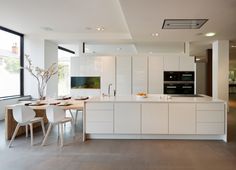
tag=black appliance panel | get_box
[164,72,180,81]
[180,72,194,81]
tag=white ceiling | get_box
[0,0,236,59]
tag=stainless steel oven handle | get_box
[182,86,192,88]
[166,86,177,88]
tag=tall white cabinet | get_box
[164,56,195,71]
[132,56,148,94]
[148,56,164,94]
[116,56,132,95]
[101,56,116,95]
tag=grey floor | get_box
[1,96,236,170]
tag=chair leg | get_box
[9,123,21,148]
[71,120,75,138]
[40,119,46,136]
[25,125,28,138]
[60,123,64,147]
[29,123,34,146]
[41,123,52,146]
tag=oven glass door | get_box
[180,72,194,81]
[164,84,179,94]
[180,84,194,94]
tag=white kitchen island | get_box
[83,95,227,142]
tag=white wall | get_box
[44,40,58,98]
[24,35,45,98]
[212,40,229,102]
[24,36,58,98]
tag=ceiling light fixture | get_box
[162,19,208,29]
[205,32,216,37]
[231,45,236,48]
[41,26,53,31]
[96,27,105,31]
[151,33,159,37]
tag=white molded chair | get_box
[8,105,46,147]
[42,105,74,147]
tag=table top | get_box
[6,99,84,110]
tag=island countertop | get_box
[85,94,225,103]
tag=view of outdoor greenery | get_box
[58,48,73,96]
[0,29,21,97]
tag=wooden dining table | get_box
[5,99,84,140]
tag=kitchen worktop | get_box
[85,94,225,103]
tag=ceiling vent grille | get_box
[162,19,208,29]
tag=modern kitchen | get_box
[0,0,236,170]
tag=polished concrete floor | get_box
[1,96,236,170]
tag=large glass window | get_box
[58,47,75,96]
[0,27,23,98]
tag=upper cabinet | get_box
[179,56,195,71]
[163,56,179,71]
[149,56,164,94]
[132,56,148,94]
[164,56,195,71]
[116,56,132,95]
[101,56,116,95]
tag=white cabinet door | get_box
[114,103,141,134]
[169,103,196,134]
[142,103,168,134]
[86,103,114,134]
[132,56,148,94]
[179,56,195,71]
[101,56,116,95]
[116,56,132,95]
[163,56,179,71]
[148,56,164,94]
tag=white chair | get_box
[42,105,75,147]
[8,105,46,147]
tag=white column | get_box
[212,40,229,102]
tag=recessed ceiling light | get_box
[205,32,216,37]
[196,58,201,61]
[231,45,236,48]
[96,27,105,31]
[151,33,159,37]
[41,26,53,31]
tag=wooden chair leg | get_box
[29,123,34,146]
[25,125,28,137]
[60,123,64,147]
[40,119,46,136]
[41,123,52,146]
[9,123,21,148]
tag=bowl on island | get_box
[136,92,148,99]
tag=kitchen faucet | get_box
[108,83,112,97]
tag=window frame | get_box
[0,26,24,98]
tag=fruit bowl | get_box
[136,92,147,98]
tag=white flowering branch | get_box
[24,54,58,99]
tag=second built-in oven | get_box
[164,71,194,94]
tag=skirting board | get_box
[86,134,227,142]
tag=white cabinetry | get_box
[179,56,195,71]
[132,56,148,94]
[196,103,225,134]
[101,56,116,95]
[114,103,141,134]
[86,103,113,133]
[142,103,168,134]
[163,56,195,71]
[163,56,179,71]
[169,103,196,134]
[116,56,132,95]
[148,56,164,94]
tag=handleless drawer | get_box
[86,103,113,110]
[197,110,224,122]
[196,103,224,111]
[86,110,113,122]
[197,123,224,134]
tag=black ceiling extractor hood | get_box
[162,19,208,29]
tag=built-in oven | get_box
[164,71,195,94]
[180,72,194,81]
